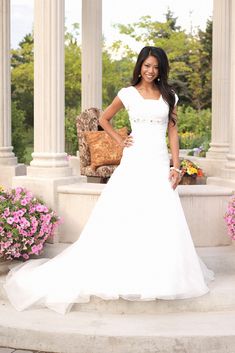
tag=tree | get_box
[65,24,82,109]
[198,19,212,109]
[11,33,34,127]
[111,12,212,109]
[11,102,27,163]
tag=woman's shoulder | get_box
[118,86,133,94]
[117,86,134,109]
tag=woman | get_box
[4,46,214,314]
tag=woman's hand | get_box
[169,169,181,190]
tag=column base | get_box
[207,176,235,191]
[206,142,229,160]
[0,164,26,189]
[207,165,235,190]
[0,147,18,165]
[27,165,74,178]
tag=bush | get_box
[12,102,27,163]
[65,107,79,156]
[112,109,131,132]
[177,105,211,150]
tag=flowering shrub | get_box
[0,186,61,261]
[224,195,235,240]
[180,159,204,178]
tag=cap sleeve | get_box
[117,87,129,110]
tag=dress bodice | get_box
[117,86,178,150]
[117,86,178,128]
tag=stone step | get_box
[0,301,234,353]
[17,243,235,274]
[0,245,234,315]
[57,183,233,246]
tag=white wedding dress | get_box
[4,86,214,314]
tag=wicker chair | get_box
[76,107,118,182]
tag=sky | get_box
[11,0,213,49]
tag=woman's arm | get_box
[99,96,133,147]
[168,107,181,189]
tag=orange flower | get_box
[197,168,203,177]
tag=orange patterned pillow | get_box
[84,127,128,170]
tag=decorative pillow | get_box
[84,127,128,170]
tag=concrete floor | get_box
[0,348,53,353]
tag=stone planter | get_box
[0,258,12,275]
[179,175,197,185]
[179,175,207,185]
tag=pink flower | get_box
[36,204,44,212]
[26,191,33,198]
[17,209,25,217]
[20,198,28,206]
[37,243,43,251]
[15,187,23,194]
[4,241,11,248]
[22,253,29,260]
[29,206,36,213]
[44,214,51,222]
[43,206,49,213]
[31,245,40,254]
[6,217,14,225]
[4,208,10,217]
[13,215,20,223]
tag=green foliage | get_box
[198,19,212,109]
[177,105,211,149]
[112,109,131,132]
[102,48,133,106]
[111,11,212,110]
[24,146,34,165]
[11,102,27,163]
[65,24,82,109]
[65,107,79,156]
[11,33,34,127]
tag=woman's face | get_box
[140,55,159,83]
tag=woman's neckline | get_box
[131,86,162,101]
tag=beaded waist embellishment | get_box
[132,117,167,124]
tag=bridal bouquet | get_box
[0,186,61,261]
[224,195,235,240]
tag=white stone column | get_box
[27,0,70,177]
[0,0,26,188]
[207,0,235,189]
[222,0,235,182]
[0,0,15,165]
[81,0,102,110]
[13,0,85,241]
[206,0,230,164]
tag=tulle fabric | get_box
[4,87,214,314]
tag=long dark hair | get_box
[131,46,177,125]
